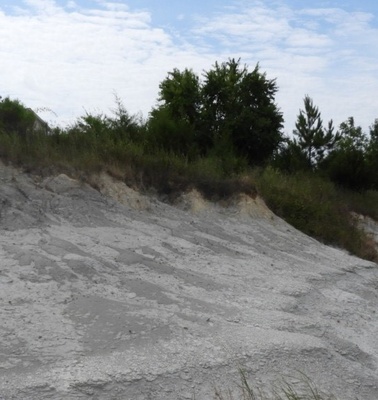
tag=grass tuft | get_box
[214,369,337,400]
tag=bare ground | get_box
[0,162,377,399]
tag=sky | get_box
[1,0,378,135]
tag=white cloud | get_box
[23,0,61,15]
[66,1,77,9]
[0,0,377,134]
[192,2,378,133]
[0,0,201,125]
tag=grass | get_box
[0,118,377,262]
[339,189,378,221]
[213,369,337,400]
[0,104,375,400]
[256,167,378,262]
[0,128,256,202]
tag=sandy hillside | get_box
[0,162,377,399]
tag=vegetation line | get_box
[0,58,377,261]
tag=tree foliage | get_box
[366,119,378,189]
[201,59,284,164]
[0,96,36,136]
[149,58,284,166]
[108,95,143,143]
[158,68,201,125]
[271,139,311,173]
[293,96,340,168]
[369,119,378,144]
[147,107,197,157]
[322,117,371,190]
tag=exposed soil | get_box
[0,162,377,399]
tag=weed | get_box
[256,168,377,261]
[0,107,376,262]
[215,369,337,400]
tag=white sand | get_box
[0,162,377,399]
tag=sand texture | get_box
[0,162,377,399]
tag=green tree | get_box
[0,96,36,136]
[109,96,144,143]
[322,117,371,190]
[76,113,110,138]
[152,59,284,165]
[148,68,202,158]
[293,96,340,168]
[158,68,201,125]
[369,118,378,145]
[367,118,378,189]
[271,138,311,173]
[201,59,284,165]
[147,107,197,157]
[338,117,368,150]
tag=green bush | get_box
[256,168,377,260]
[0,97,376,262]
[0,97,36,136]
[146,107,199,159]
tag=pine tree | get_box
[293,96,340,168]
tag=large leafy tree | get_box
[201,59,284,164]
[151,59,284,165]
[147,68,201,157]
[293,96,340,168]
[158,68,201,125]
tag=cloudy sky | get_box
[1,0,378,134]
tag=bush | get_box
[146,107,199,159]
[0,97,375,263]
[256,168,377,260]
[0,97,36,136]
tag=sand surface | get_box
[0,162,377,399]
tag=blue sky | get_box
[1,0,378,134]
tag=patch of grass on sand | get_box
[214,369,337,400]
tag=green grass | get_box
[0,120,377,262]
[0,128,255,202]
[339,189,378,221]
[256,167,377,261]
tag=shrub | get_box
[256,168,377,260]
[0,97,36,136]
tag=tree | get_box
[338,117,367,150]
[109,95,143,143]
[271,138,311,173]
[158,68,201,125]
[321,117,371,190]
[152,59,284,165]
[147,107,197,157]
[369,118,378,145]
[366,118,378,189]
[0,97,36,136]
[201,59,284,165]
[293,96,340,168]
[147,68,202,158]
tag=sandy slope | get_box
[0,162,377,399]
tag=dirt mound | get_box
[175,189,275,220]
[92,172,152,211]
